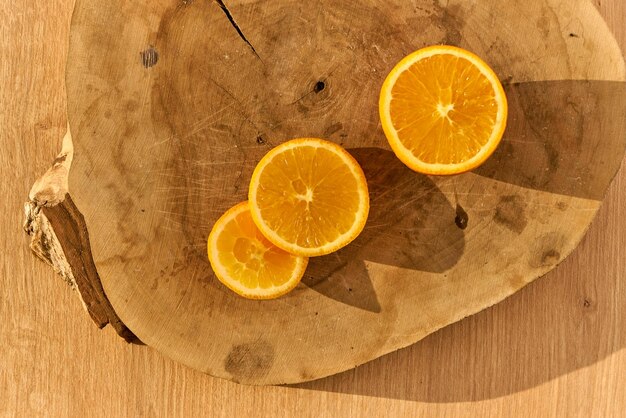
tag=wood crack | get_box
[213,0,261,60]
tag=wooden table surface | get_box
[1,1,624,416]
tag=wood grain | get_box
[56,0,626,384]
[1,0,625,415]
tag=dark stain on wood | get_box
[299,369,314,381]
[536,14,551,38]
[494,195,527,234]
[140,46,159,68]
[541,249,561,265]
[529,232,565,268]
[324,122,343,137]
[225,341,275,381]
[544,141,560,173]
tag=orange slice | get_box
[249,138,369,257]
[379,45,508,175]
[207,201,308,299]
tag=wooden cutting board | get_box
[31,0,626,385]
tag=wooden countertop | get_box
[2,1,624,416]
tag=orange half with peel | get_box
[208,201,308,299]
[249,138,369,257]
[379,45,508,175]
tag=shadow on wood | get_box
[297,203,626,400]
[475,80,626,200]
[303,148,465,313]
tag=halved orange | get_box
[207,201,308,299]
[379,45,508,175]
[249,138,369,257]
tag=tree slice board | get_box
[61,0,626,384]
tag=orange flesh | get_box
[390,54,499,164]
[254,145,362,250]
[214,206,302,289]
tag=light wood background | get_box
[1,0,624,416]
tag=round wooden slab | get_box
[65,0,626,384]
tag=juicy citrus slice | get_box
[249,138,369,257]
[207,201,308,299]
[379,45,508,175]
